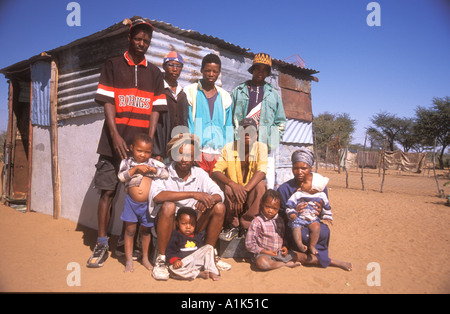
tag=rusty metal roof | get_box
[147,18,319,75]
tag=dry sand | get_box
[1,168,449,294]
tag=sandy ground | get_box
[0,167,449,294]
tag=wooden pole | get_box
[361,133,367,191]
[3,81,14,205]
[344,147,349,188]
[27,81,33,213]
[8,82,18,205]
[313,131,318,173]
[338,149,341,174]
[432,137,443,198]
[379,135,387,177]
[50,60,61,219]
[380,135,388,193]
[380,151,386,193]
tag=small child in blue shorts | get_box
[118,133,168,272]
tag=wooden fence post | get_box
[50,60,61,219]
[432,137,443,198]
[361,133,367,191]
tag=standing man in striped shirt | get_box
[87,18,167,268]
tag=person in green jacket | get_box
[231,53,286,189]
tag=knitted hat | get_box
[311,173,329,192]
[248,53,272,74]
[163,51,184,65]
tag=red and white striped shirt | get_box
[95,51,167,158]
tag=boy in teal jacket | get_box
[184,53,233,175]
[231,53,286,188]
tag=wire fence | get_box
[311,147,450,200]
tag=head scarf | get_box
[291,148,315,168]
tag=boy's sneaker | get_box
[86,243,109,268]
[152,255,169,281]
[219,226,239,241]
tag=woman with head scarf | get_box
[277,148,352,271]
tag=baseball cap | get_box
[239,118,258,129]
[163,51,184,65]
[130,18,154,33]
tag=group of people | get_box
[86,18,352,281]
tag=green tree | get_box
[313,112,355,162]
[414,96,450,168]
[367,112,410,151]
[395,118,418,152]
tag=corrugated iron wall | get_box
[30,61,51,126]
[55,26,260,121]
[56,27,127,120]
[54,22,301,123]
[52,19,315,150]
[283,119,313,144]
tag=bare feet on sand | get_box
[198,271,221,281]
[286,261,302,268]
[142,258,153,271]
[124,260,134,272]
[335,261,353,271]
[124,259,153,272]
[308,245,318,255]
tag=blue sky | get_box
[0,0,449,144]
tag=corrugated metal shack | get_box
[0,17,318,231]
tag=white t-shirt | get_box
[148,162,224,218]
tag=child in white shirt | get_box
[117,133,168,272]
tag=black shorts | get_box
[93,155,121,191]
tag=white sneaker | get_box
[152,255,170,280]
[214,249,232,271]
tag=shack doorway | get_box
[3,78,31,206]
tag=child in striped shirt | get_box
[245,189,301,271]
